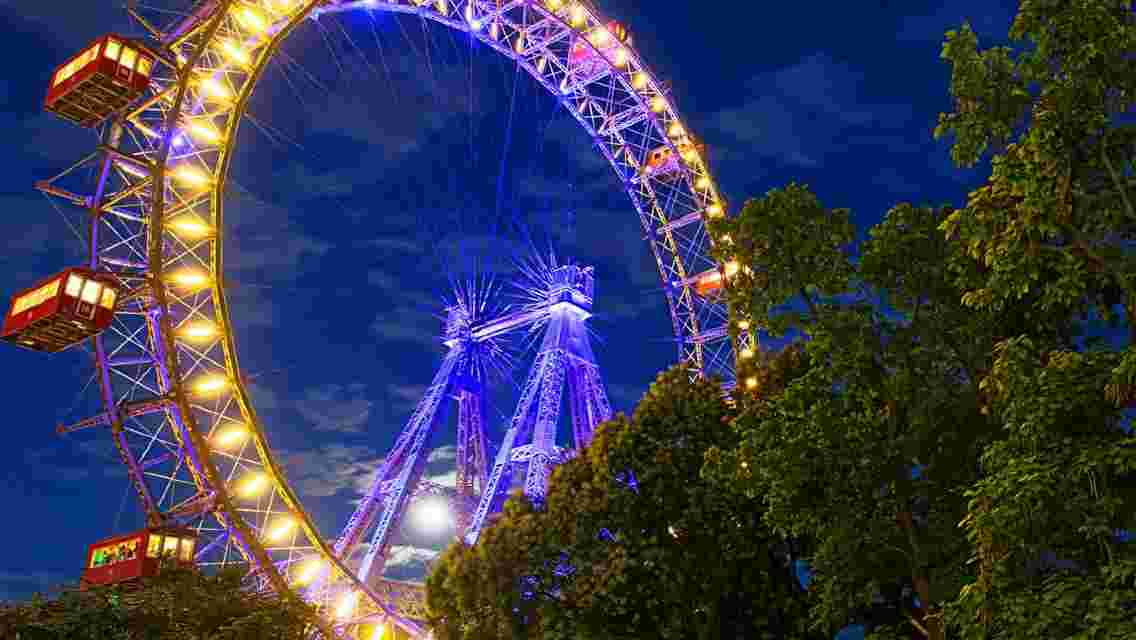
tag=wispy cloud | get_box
[705,54,916,171]
[295,383,374,433]
[281,444,383,498]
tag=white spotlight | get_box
[412,498,451,534]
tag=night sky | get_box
[0,0,1017,607]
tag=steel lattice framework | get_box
[324,264,612,633]
[34,0,751,636]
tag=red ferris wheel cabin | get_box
[44,35,156,128]
[81,527,197,589]
[1,268,121,352]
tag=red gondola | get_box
[81,527,197,589]
[44,34,156,128]
[1,268,121,352]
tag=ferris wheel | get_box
[4,0,750,636]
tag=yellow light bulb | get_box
[435,0,449,16]
[267,0,294,12]
[706,203,723,217]
[632,72,649,90]
[613,47,628,67]
[371,624,386,640]
[545,0,562,9]
[293,558,323,584]
[745,376,758,389]
[515,32,525,53]
[172,165,211,188]
[724,261,740,277]
[335,591,358,620]
[570,3,586,26]
[650,96,667,113]
[235,6,269,33]
[266,517,295,542]
[179,321,217,340]
[213,424,248,448]
[219,40,251,66]
[590,27,609,46]
[738,320,751,331]
[169,269,209,288]
[186,120,222,144]
[193,375,229,395]
[668,122,684,138]
[237,472,269,498]
[740,348,755,360]
[697,176,711,189]
[197,77,232,102]
[169,216,212,239]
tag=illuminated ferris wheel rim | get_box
[41,0,745,634]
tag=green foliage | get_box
[0,568,320,640]
[710,183,855,337]
[427,368,822,640]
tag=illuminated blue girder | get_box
[465,265,612,544]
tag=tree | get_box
[707,191,1008,640]
[0,567,322,639]
[933,2,1136,636]
[427,367,821,640]
[705,4,1136,640]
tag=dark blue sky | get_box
[0,0,1016,601]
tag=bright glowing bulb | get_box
[632,72,649,90]
[237,472,269,498]
[213,424,248,448]
[197,77,232,101]
[668,122,684,138]
[545,0,562,9]
[650,96,667,113]
[268,0,295,12]
[172,165,211,188]
[570,3,586,26]
[169,216,212,238]
[536,56,547,73]
[235,6,269,33]
[193,375,229,395]
[745,376,758,389]
[371,624,386,640]
[335,591,358,620]
[514,32,525,53]
[706,203,723,217]
[179,321,217,340]
[169,269,209,288]
[697,176,711,189]
[740,348,755,360]
[589,27,610,46]
[737,320,751,331]
[413,498,451,533]
[266,517,296,541]
[613,47,628,67]
[219,39,251,66]
[724,261,740,277]
[489,21,499,40]
[293,558,323,584]
[186,120,222,144]
[435,0,449,15]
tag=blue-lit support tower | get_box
[465,265,612,543]
[331,264,611,611]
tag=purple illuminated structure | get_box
[331,261,612,590]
